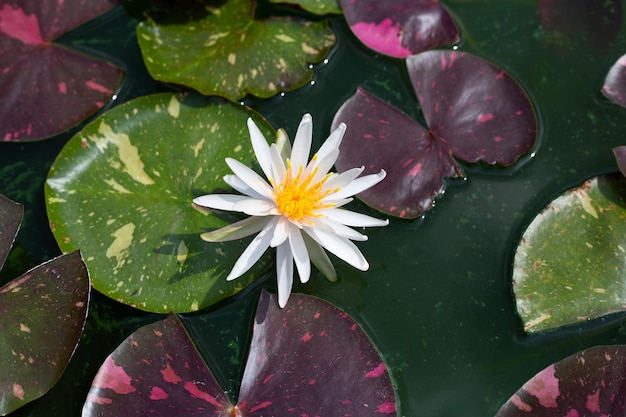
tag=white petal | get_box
[310,149,339,184]
[319,197,353,209]
[193,194,251,211]
[289,227,310,283]
[323,208,389,228]
[329,169,386,200]
[224,174,267,200]
[275,128,291,161]
[270,216,290,247]
[290,114,312,174]
[323,167,364,192]
[276,242,294,308]
[200,216,271,242]
[233,198,276,216]
[226,158,274,199]
[269,143,287,185]
[304,227,369,271]
[247,118,274,181]
[316,122,345,162]
[309,217,368,242]
[302,233,336,282]
[226,217,277,281]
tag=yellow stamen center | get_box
[274,162,332,222]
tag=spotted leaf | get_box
[269,0,341,15]
[136,0,335,102]
[496,345,626,417]
[0,0,124,142]
[45,93,273,313]
[82,290,397,416]
[340,0,459,58]
[513,173,626,333]
[0,194,23,268]
[333,50,538,218]
[602,53,626,108]
[0,249,89,415]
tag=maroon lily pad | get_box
[0,0,124,142]
[0,250,90,415]
[613,146,626,176]
[539,0,622,50]
[82,290,398,416]
[340,0,459,58]
[602,53,626,108]
[0,194,23,268]
[495,345,626,417]
[333,50,538,218]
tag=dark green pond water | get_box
[3,1,626,416]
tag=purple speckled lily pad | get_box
[333,50,538,218]
[495,345,626,417]
[0,0,124,142]
[340,0,459,58]
[1,194,90,414]
[613,146,626,176]
[602,54,626,108]
[82,290,397,416]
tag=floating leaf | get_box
[0,195,89,414]
[332,51,537,218]
[495,345,626,417]
[45,93,273,313]
[613,146,626,176]
[513,173,626,333]
[136,0,335,101]
[602,53,626,108]
[82,290,397,416]
[270,0,341,15]
[0,0,124,142]
[340,0,459,58]
[0,194,23,268]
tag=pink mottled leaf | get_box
[340,0,459,58]
[0,194,23,269]
[333,50,538,218]
[82,290,398,416]
[495,345,626,417]
[602,54,626,108]
[0,251,90,415]
[613,146,626,177]
[0,0,123,142]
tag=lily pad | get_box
[270,0,341,15]
[340,0,459,58]
[613,146,626,176]
[82,290,397,416]
[513,173,626,333]
[495,345,626,417]
[602,53,626,108]
[0,0,124,142]
[45,93,274,313]
[0,194,23,268]
[0,195,89,415]
[332,50,538,218]
[136,0,336,101]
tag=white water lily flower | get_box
[193,114,387,308]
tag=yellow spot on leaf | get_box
[105,178,131,194]
[579,192,598,219]
[301,42,318,54]
[89,121,155,185]
[193,138,205,157]
[20,323,31,333]
[106,223,135,271]
[275,34,295,42]
[168,95,180,118]
[177,240,189,265]
[228,53,236,65]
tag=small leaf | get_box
[333,50,537,218]
[45,93,273,313]
[0,194,23,268]
[340,0,459,58]
[602,53,626,108]
[270,0,341,15]
[82,290,398,416]
[0,0,124,141]
[496,345,626,417]
[0,251,90,415]
[136,0,336,101]
[513,173,626,333]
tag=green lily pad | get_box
[269,0,342,15]
[513,173,626,333]
[136,0,336,101]
[45,93,274,313]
